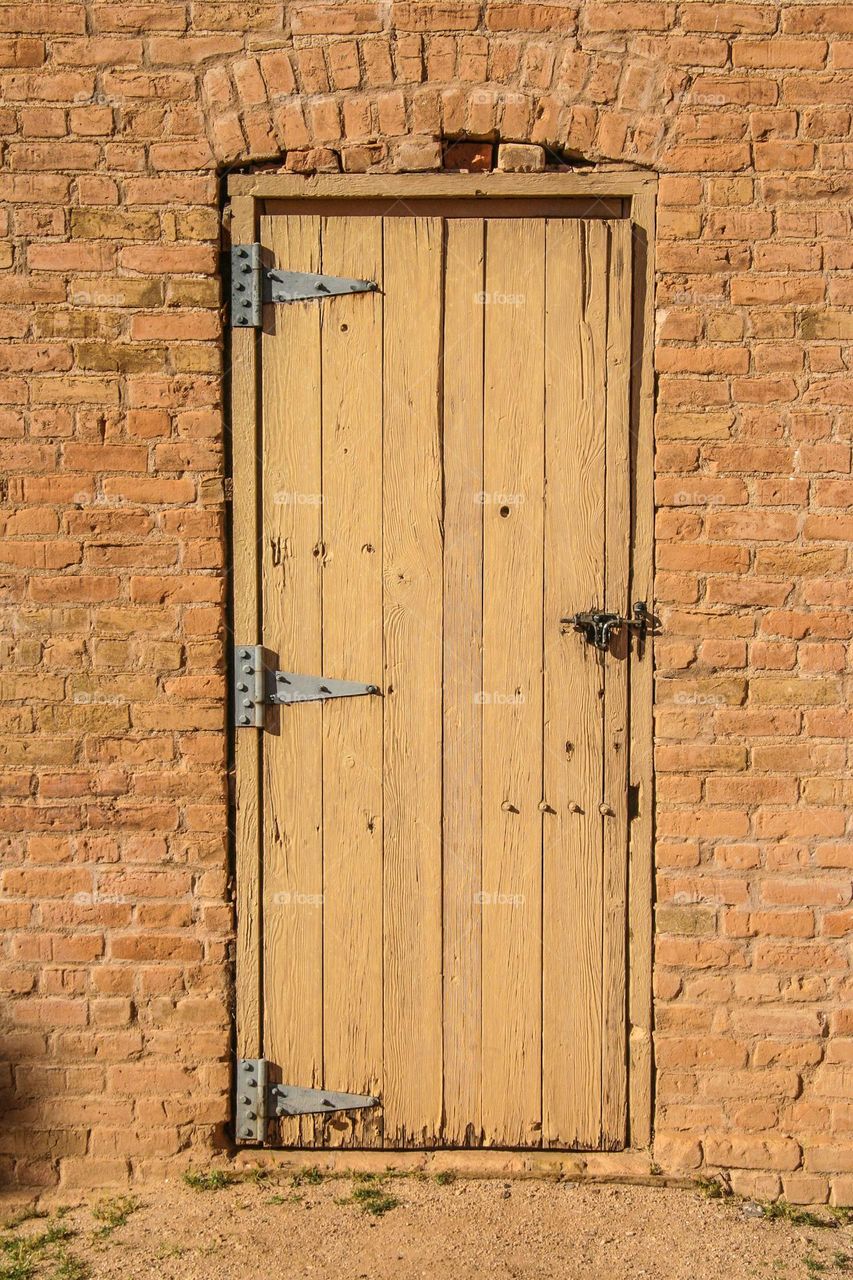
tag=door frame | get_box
[226,169,657,1150]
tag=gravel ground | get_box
[3,1173,853,1280]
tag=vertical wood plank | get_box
[480,218,545,1148]
[602,220,633,1148]
[541,219,608,1148]
[382,216,444,1146]
[441,219,485,1146]
[231,195,262,1063]
[319,215,384,1148]
[628,191,656,1149]
[261,214,324,1145]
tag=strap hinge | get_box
[230,243,377,328]
[233,644,380,727]
[235,1058,380,1143]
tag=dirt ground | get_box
[3,1173,853,1280]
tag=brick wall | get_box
[0,0,851,1201]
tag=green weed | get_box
[91,1196,138,1238]
[763,1202,836,1230]
[349,1185,400,1217]
[1,1211,48,1233]
[182,1170,233,1192]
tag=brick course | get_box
[0,0,851,1201]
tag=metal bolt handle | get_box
[564,601,650,652]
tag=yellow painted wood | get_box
[441,218,485,1146]
[319,215,384,1149]
[601,221,633,1148]
[542,219,608,1148]
[628,191,656,1149]
[231,171,657,199]
[382,216,444,1145]
[480,218,545,1148]
[260,214,324,1145]
[231,195,262,1063]
[246,194,654,1155]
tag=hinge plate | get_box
[230,243,377,328]
[235,1058,380,1143]
[234,644,379,726]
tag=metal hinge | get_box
[233,644,380,727]
[235,1058,380,1143]
[230,243,378,327]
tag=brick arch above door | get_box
[140,18,691,176]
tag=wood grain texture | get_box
[319,215,384,1149]
[247,196,652,1156]
[602,220,633,1149]
[382,216,444,1145]
[542,219,608,1149]
[231,195,262,1063]
[261,214,324,1145]
[236,172,656,199]
[480,218,545,1148]
[441,218,485,1146]
[628,190,656,1149]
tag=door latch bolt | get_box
[564,601,651,652]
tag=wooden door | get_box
[249,209,636,1151]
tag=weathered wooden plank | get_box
[602,220,633,1149]
[233,172,657,199]
[261,214,324,1145]
[441,218,485,1146]
[542,220,608,1149]
[628,190,656,1149]
[481,218,545,1148]
[382,216,444,1146]
[232,194,262,1063]
[319,215,384,1149]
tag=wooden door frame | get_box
[226,169,656,1151]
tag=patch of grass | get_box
[49,1251,89,1280]
[155,1243,187,1260]
[91,1195,138,1238]
[0,1253,36,1280]
[833,1253,852,1271]
[0,1222,78,1280]
[434,1171,456,1186]
[1,1211,48,1233]
[291,1166,323,1188]
[349,1185,400,1217]
[763,1201,836,1230]
[804,1257,826,1277]
[241,1167,272,1185]
[697,1176,731,1200]
[182,1169,233,1192]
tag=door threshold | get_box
[231,1147,683,1186]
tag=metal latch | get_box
[236,1058,380,1143]
[233,644,380,727]
[565,601,650,652]
[230,243,377,327]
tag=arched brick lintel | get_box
[174,43,689,175]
